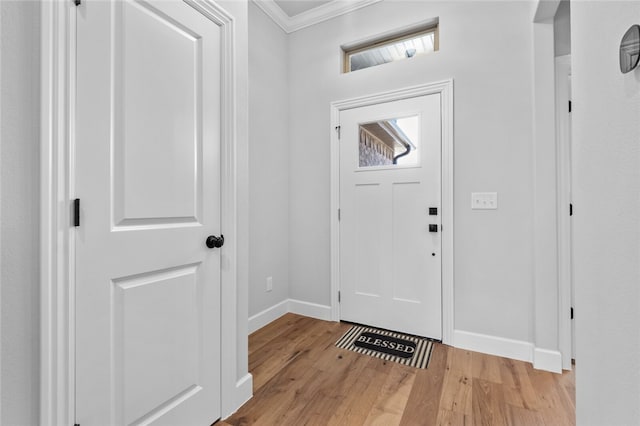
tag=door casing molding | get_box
[40,1,250,424]
[329,80,454,344]
[555,54,572,370]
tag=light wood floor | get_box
[221,314,575,426]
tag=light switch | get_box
[472,192,498,209]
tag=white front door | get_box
[75,1,222,424]
[339,94,442,339]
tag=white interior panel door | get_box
[339,94,442,339]
[75,1,222,424]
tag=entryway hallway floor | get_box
[220,314,575,425]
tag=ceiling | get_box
[273,0,333,17]
[254,0,382,33]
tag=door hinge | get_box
[335,125,341,139]
[338,291,341,303]
[570,307,574,320]
[73,198,80,227]
[569,203,573,216]
[74,0,81,5]
[568,100,572,113]
[338,208,341,221]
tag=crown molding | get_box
[252,0,382,33]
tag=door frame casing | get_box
[555,54,572,370]
[329,80,454,344]
[40,1,250,424]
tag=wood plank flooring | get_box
[222,314,575,426]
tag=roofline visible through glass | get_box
[342,21,439,73]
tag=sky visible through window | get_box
[394,116,419,166]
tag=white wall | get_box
[0,1,41,424]
[248,2,290,319]
[572,2,640,424]
[288,1,541,345]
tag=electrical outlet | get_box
[266,276,273,292]
[471,192,498,210]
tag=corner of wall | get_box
[288,299,332,321]
[248,299,289,333]
[248,298,333,334]
[248,0,292,320]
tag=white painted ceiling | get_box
[255,0,382,33]
[273,0,333,17]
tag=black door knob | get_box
[206,235,224,249]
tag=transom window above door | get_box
[342,20,439,73]
[358,115,419,168]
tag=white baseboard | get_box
[453,330,564,373]
[248,299,289,334]
[288,299,332,321]
[222,373,253,419]
[248,299,332,334]
[453,329,534,363]
[533,348,562,373]
[234,373,253,407]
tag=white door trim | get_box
[329,80,454,344]
[555,54,572,370]
[40,1,249,424]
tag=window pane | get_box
[347,30,436,72]
[359,116,419,168]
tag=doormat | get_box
[335,325,434,369]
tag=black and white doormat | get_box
[335,325,434,369]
